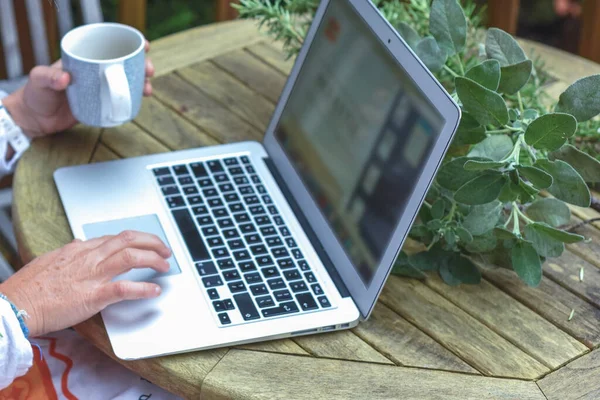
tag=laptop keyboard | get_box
[152,155,333,326]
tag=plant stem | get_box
[515,205,534,224]
[511,203,520,235]
[487,128,511,134]
[503,125,523,132]
[443,65,460,78]
[455,54,465,75]
[517,92,524,114]
[444,200,457,221]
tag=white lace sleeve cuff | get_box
[0,298,33,389]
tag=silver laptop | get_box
[54,0,460,360]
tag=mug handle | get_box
[104,64,132,123]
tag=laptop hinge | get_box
[263,157,351,298]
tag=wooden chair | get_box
[0,0,147,88]
[488,0,600,63]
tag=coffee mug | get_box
[61,23,145,127]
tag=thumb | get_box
[29,65,70,91]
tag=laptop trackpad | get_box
[82,214,181,281]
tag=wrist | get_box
[0,283,41,337]
[2,91,36,140]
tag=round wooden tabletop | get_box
[12,20,600,399]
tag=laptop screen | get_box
[274,0,445,286]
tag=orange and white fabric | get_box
[0,298,180,399]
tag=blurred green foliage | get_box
[101,0,216,41]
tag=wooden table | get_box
[12,20,600,400]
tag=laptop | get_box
[54,0,460,360]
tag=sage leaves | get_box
[556,75,600,122]
[498,60,533,94]
[466,60,500,91]
[526,198,571,228]
[454,171,506,205]
[486,28,527,66]
[429,0,466,56]
[535,160,591,207]
[549,144,600,183]
[524,113,577,151]
[456,77,509,126]
[511,241,542,287]
[397,22,420,49]
[415,37,447,73]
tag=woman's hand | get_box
[0,230,171,337]
[2,41,155,139]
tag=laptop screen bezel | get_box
[262,0,461,319]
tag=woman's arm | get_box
[0,298,32,389]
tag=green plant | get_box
[236,0,600,287]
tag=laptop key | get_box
[274,216,285,226]
[283,269,301,281]
[260,226,277,236]
[167,196,185,209]
[203,188,218,197]
[292,249,303,260]
[273,290,292,302]
[290,281,308,293]
[257,255,273,266]
[223,228,240,239]
[212,247,229,259]
[229,203,244,213]
[267,278,286,290]
[285,238,297,248]
[245,234,262,245]
[187,195,203,205]
[197,215,213,226]
[202,226,218,236]
[224,193,239,203]
[196,261,217,276]
[240,156,250,164]
[218,259,235,270]
[162,185,179,196]
[250,244,268,255]
[233,293,260,321]
[207,160,224,173]
[246,166,256,174]
[296,292,318,311]
[223,299,235,310]
[244,272,262,284]
[190,162,208,177]
[153,167,170,176]
[192,205,208,215]
[234,213,250,223]
[218,312,231,325]
[214,174,229,183]
[228,281,246,293]
[217,218,234,229]
[213,301,225,312]
[262,301,299,318]
[178,175,193,185]
[262,195,273,204]
[236,177,250,186]
[239,223,256,234]
[172,208,210,260]
[157,176,175,186]
[305,272,316,283]
[244,196,260,205]
[202,275,223,288]
[280,227,291,237]
[311,284,323,296]
[277,258,294,269]
[250,175,261,184]
[256,185,266,194]
[219,183,235,192]
[317,296,331,308]
[298,260,310,271]
[229,167,244,175]
[173,165,189,175]
[223,270,241,281]
[249,205,265,215]
[228,239,245,250]
[213,208,229,218]
[183,186,199,195]
[224,157,238,166]
[198,178,213,187]
[255,216,270,225]
[266,237,283,247]
[239,261,256,273]
[268,205,278,215]
[208,198,224,208]
[256,295,274,308]
[207,288,219,300]
[262,267,280,278]
[250,284,268,296]
[233,250,251,261]
[272,247,289,258]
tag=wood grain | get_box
[91,143,120,163]
[202,350,546,400]
[246,42,294,75]
[538,348,600,400]
[380,276,549,379]
[426,276,586,369]
[13,126,101,261]
[237,339,309,355]
[101,123,169,158]
[150,20,265,77]
[293,330,393,364]
[178,61,275,131]
[566,217,600,269]
[487,0,520,35]
[213,49,287,104]
[545,251,600,308]
[483,267,600,348]
[578,0,600,63]
[353,302,478,373]
[152,73,263,143]
[134,96,219,151]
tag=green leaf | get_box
[440,262,461,285]
[468,135,514,161]
[455,172,506,205]
[535,159,591,207]
[462,200,502,236]
[511,241,542,287]
[431,199,446,220]
[463,159,506,171]
[447,254,481,284]
[465,231,497,253]
[392,252,427,279]
[415,36,448,73]
[397,22,420,49]
[427,219,443,230]
[549,144,600,183]
[524,113,578,151]
[499,181,519,202]
[408,246,452,272]
[498,60,533,94]
[517,166,553,189]
[454,113,487,145]
[494,227,519,240]
[524,224,565,258]
[528,222,584,244]
[465,59,501,91]
[429,0,467,57]
[485,28,527,66]
[509,108,519,121]
[522,109,539,121]
[555,75,600,122]
[526,198,571,227]
[436,156,487,190]
[456,77,509,126]
[456,227,473,243]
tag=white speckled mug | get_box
[61,23,145,127]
